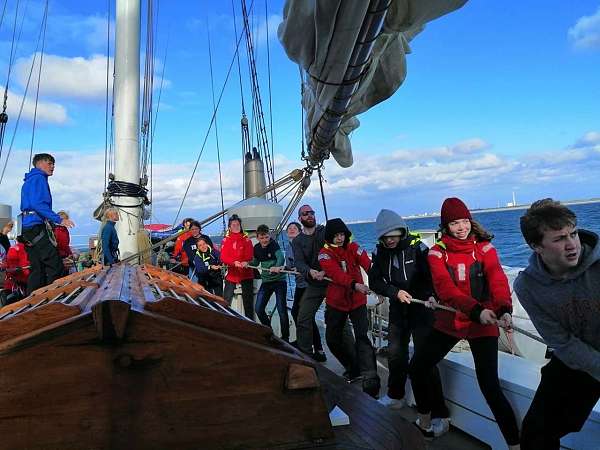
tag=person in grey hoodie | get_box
[369,209,450,436]
[515,198,600,450]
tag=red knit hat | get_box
[441,197,472,227]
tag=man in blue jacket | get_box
[20,153,73,294]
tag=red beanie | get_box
[441,197,472,227]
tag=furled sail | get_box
[278,0,468,168]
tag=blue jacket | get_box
[101,221,120,265]
[20,168,62,228]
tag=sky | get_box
[0,0,598,242]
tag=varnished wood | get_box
[0,302,82,343]
[286,363,321,390]
[92,300,131,341]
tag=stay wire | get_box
[317,166,328,221]
[104,0,111,190]
[0,1,45,185]
[231,0,245,116]
[207,24,227,234]
[0,0,8,32]
[29,0,49,163]
[171,1,254,227]
[264,0,275,190]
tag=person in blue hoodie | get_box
[515,199,600,450]
[101,208,120,266]
[20,153,74,294]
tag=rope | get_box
[29,0,49,163]
[104,0,111,190]
[317,166,329,221]
[264,0,275,194]
[207,24,227,234]
[171,2,252,227]
[231,0,245,116]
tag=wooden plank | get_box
[315,364,426,450]
[144,296,285,350]
[0,303,82,343]
[0,311,334,450]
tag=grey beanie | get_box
[374,209,408,240]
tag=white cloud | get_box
[5,89,68,124]
[13,53,170,102]
[256,14,282,46]
[568,7,600,50]
[49,14,115,52]
[2,131,599,236]
[14,53,114,101]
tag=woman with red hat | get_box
[409,197,520,448]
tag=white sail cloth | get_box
[278,0,467,167]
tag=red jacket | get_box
[318,241,371,312]
[428,235,512,339]
[173,230,193,267]
[54,225,72,258]
[4,242,30,290]
[220,231,254,283]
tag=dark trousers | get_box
[521,357,600,450]
[326,305,380,396]
[291,287,322,350]
[223,279,254,319]
[409,329,520,446]
[387,321,448,418]
[255,280,290,341]
[23,225,64,295]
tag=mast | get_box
[113,0,141,260]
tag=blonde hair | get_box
[58,210,69,220]
[103,207,119,221]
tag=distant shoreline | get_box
[346,197,600,224]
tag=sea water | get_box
[346,202,600,269]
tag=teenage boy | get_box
[244,224,289,341]
[515,198,600,450]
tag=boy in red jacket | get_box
[220,214,254,319]
[318,218,380,398]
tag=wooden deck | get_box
[316,364,425,450]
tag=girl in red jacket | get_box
[220,214,254,319]
[318,218,381,398]
[409,198,519,447]
[2,236,30,304]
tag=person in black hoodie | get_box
[368,209,450,436]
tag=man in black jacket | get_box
[369,209,449,436]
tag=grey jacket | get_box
[374,209,409,239]
[514,229,600,381]
[291,225,327,287]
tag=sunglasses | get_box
[300,210,315,216]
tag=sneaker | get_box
[414,418,434,441]
[312,350,327,362]
[342,371,364,384]
[378,394,406,410]
[432,418,450,437]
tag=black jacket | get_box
[291,225,328,287]
[183,234,213,270]
[369,235,434,325]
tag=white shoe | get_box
[377,394,406,409]
[431,417,450,437]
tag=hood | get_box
[324,218,351,246]
[375,209,408,240]
[23,167,47,181]
[523,229,600,284]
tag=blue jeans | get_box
[255,280,289,341]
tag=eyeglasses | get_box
[300,210,315,216]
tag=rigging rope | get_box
[171,2,253,227]
[207,25,227,234]
[0,0,8,31]
[317,166,329,221]
[29,0,49,163]
[264,0,276,192]
[104,0,111,190]
[0,1,46,185]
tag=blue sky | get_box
[0,0,599,240]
